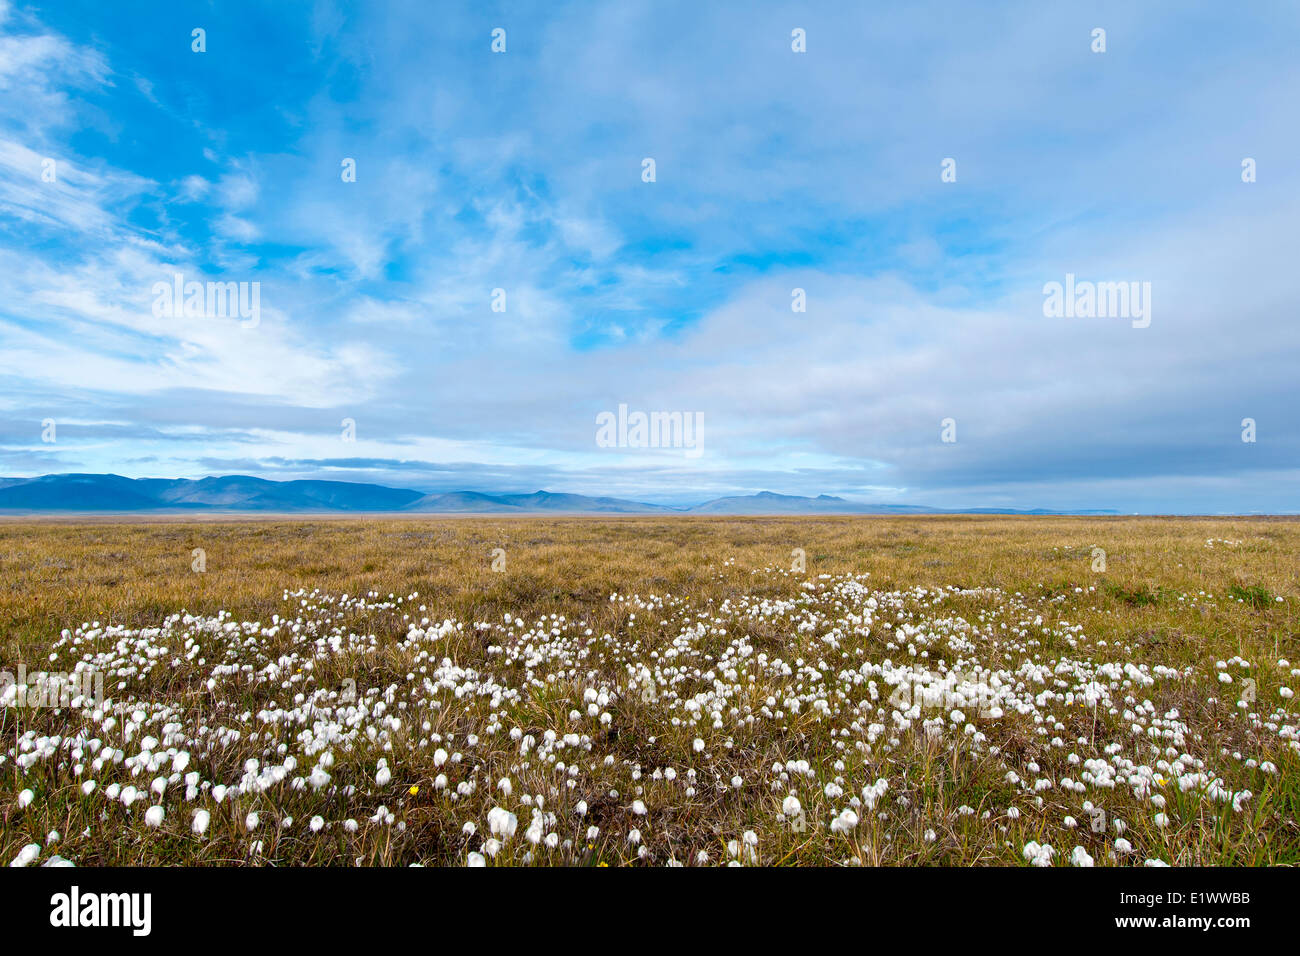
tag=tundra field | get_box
[1,515,1298,868]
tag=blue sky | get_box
[1,0,1297,511]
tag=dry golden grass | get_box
[2,515,1297,867]
[3,514,1297,646]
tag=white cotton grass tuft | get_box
[17,789,34,809]
[487,807,518,839]
[192,809,211,835]
[1022,841,1056,867]
[830,809,859,834]
[10,844,40,867]
[861,778,889,810]
[144,805,165,827]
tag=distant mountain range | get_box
[0,474,1118,515]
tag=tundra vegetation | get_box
[1,516,1296,866]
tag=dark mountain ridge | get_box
[0,474,1118,515]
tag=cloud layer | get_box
[1,1,1297,511]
